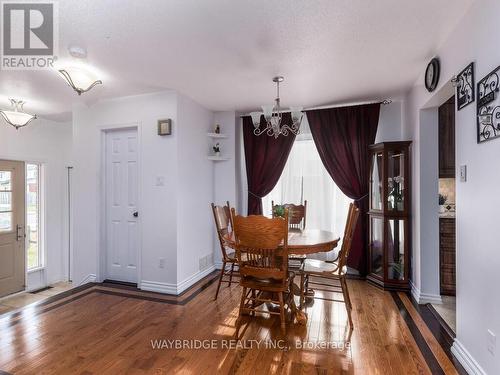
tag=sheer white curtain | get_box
[262,116,352,259]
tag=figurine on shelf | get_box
[388,176,404,211]
[213,143,221,157]
[214,124,221,134]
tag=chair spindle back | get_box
[231,208,289,281]
[211,202,233,260]
[337,203,360,272]
[272,200,307,230]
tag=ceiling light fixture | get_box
[57,46,103,95]
[249,76,303,138]
[0,99,37,130]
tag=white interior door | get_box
[105,128,139,283]
[0,160,26,297]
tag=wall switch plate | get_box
[460,165,467,182]
[159,258,165,269]
[488,330,496,355]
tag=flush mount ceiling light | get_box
[57,46,103,95]
[0,99,37,130]
[249,76,303,138]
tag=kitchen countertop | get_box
[439,212,456,218]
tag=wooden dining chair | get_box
[231,208,292,336]
[272,200,308,269]
[299,203,360,328]
[211,202,239,300]
[272,200,307,230]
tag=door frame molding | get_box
[98,122,143,287]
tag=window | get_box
[26,163,42,270]
[0,171,13,232]
[262,117,352,258]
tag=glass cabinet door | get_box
[370,216,384,277]
[387,218,406,280]
[370,152,383,211]
[387,149,405,212]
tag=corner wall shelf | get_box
[207,133,228,139]
[207,155,230,161]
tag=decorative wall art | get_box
[157,119,172,136]
[456,62,474,110]
[477,65,500,143]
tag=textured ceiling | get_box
[0,0,474,121]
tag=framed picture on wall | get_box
[477,65,500,143]
[456,62,474,111]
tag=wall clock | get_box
[425,58,440,92]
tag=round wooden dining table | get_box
[223,228,340,254]
[223,228,340,325]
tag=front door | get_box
[105,128,139,283]
[0,160,26,297]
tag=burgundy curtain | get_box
[306,103,380,274]
[242,113,296,215]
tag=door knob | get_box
[133,211,139,218]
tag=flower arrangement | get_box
[213,142,220,156]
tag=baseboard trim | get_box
[141,265,217,296]
[419,292,442,304]
[410,281,442,304]
[140,280,177,295]
[451,339,487,375]
[78,274,97,286]
[177,265,216,294]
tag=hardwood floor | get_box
[0,274,463,374]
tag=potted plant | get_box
[272,204,286,218]
[213,143,221,157]
[439,194,447,213]
[439,194,447,205]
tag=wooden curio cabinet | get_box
[367,141,411,291]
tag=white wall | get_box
[403,0,500,373]
[176,95,215,283]
[212,111,237,266]
[72,91,180,287]
[375,100,404,143]
[71,91,217,293]
[0,118,72,290]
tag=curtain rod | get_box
[239,99,392,117]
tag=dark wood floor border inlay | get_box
[407,297,467,375]
[426,303,456,339]
[0,271,220,327]
[0,282,96,321]
[94,273,219,306]
[391,292,445,375]
[1,290,97,328]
